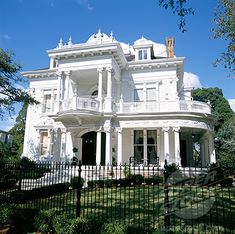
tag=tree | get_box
[212,0,235,75]
[0,48,37,119]
[158,0,235,75]
[10,102,28,157]
[192,87,233,131]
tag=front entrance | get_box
[81,131,106,165]
[82,132,96,165]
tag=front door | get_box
[82,131,96,165]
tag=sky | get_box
[0,0,234,131]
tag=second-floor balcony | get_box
[46,97,211,116]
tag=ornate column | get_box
[47,129,52,156]
[117,128,123,165]
[173,127,181,166]
[60,128,67,161]
[143,129,148,164]
[53,128,61,162]
[163,127,170,163]
[105,67,114,112]
[208,131,216,164]
[64,71,71,100]
[96,129,102,165]
[36,129,41,158]
[56,71,62,101]
[97,67,104,112]
[104,120,112,165]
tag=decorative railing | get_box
[51,98,210,115]
[116,100,211,114]
[59,97,99,112]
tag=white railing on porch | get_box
[60,97,99,112]
[52,98,211,115]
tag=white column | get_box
[53,128,61,162]
[64,71,71,100]
[173,127,181,166]
[47,129,51,156]
[61,129,67,161]
[107,67,112,98]
[96,130,102,165]
[97,67,103,112]
[117,128,123,165]
[36,129,41,157]
[105,67,113,112]
[163,127,170,163]
[144,129,148,164]
[208,131,216,164]
[56,72,62,101]
[105,128,112,165]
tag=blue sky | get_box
[0,0,234,130]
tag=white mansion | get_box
[22,30,216,167]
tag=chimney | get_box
[165,37,174,58]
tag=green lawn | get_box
[22,185,235,233]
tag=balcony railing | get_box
[116,100,211,114]
[59,97,99,112]
[49,98,211,115]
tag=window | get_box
[134,88,143,102]
[40,131,48,155]
[133,130,158,164]
[39,130,54,156]
[146,88,156,101]
[42,90,57,113]
[42,94,52,113]
[134,130,143,163]
[138,49,148,60]
[147,130,158,164]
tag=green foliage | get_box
[70,176,84,189]
[0,204,13,227]
[34,208,60,234]
[0,142,18,163]
[0,48,38,119]
[212,0,235,74]
[158,0,194,32]
[130,174,144,185]
[123,165,132,178]
[9,102,28,157]
[101,221,127,234]
[144,176,163,185]
[192,88,233,131]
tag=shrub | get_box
[0,204,13,227]
[123,165,131,178]
[52,213,72,234]
[87,180,96,188]
[34,208,60,234]
[69,217,90,234]
[144,177,163,185]
[130,174,144,185]
[70,176,84,189]
[118,178,132,187]
[101,221,127,234]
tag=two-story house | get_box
[22,30,216,167]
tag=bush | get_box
[123,165,131,178]
[118,178,132,187]
[144,177,163,185]
[70,176,84,189]
[34,208,60,234]
[0,204,13,227]
[52,213,72,234]
[130,174,144,185]
[101,221,127,234]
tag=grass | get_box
[19,184,235,233]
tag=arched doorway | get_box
[82,131,96,165]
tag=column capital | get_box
[97,67,104,73]
[162,127,170,132]
[56,71,63,77]
[106,67,115,75]
[64,70,72,77]
[116,127,122,133]
[96,127,103,132]
[172,127,180,132]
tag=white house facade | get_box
[22,30,216,167]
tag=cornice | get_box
[21,68,58,79]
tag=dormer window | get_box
[138,49,148,60]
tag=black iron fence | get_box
[0,159,234,233]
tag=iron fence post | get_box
[163,160,170,232]
[76,160,82,217]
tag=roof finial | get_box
[68,36,72,47]
[110,31,114,41]
[58,38,63,48]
